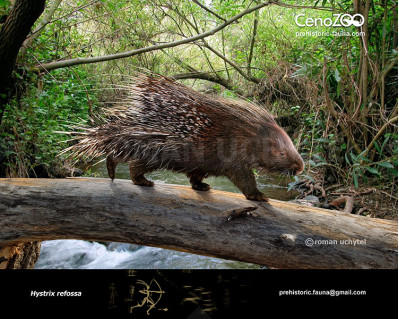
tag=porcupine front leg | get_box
[227,168,269,202]
[188,173,211,191]
[129,162,154,187]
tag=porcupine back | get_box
[64,73,277,168]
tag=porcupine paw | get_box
[192,182,211,191]
[133,179,154,187]
[108,171,115,181]
[245,191,269,202]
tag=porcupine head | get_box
[63,73,304,202]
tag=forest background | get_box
[0,0,397,220]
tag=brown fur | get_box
[65,73,304,201]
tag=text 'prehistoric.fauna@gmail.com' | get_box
[279,289,367,297]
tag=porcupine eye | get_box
[280,152,285,156]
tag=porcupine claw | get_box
[192,182,211,191]
[245,191,269,202]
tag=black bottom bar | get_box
[1,269,397,318]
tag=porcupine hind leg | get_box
[129,162,154,187]
[188,173,211,191]
[106,155,119,181]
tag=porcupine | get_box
[64,73,304,201]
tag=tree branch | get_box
[192,0,227,22]
[270,0,334,11]
[172,71,244,95]
[365,115,398,153]
[247,9,259,76]
[33,1,273,73]
[202,41,261,83]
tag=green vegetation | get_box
[0,68,96,177]
[0,0,397,216]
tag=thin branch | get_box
[270,0,334,11]
[330,196,355,214]
[33,1,272,73]
[247,9,259,76]
[44,0,100,28]
[380,58,397,82]
[192,0,227,22]
[365,116,398,153]
[202,41,260,83]
[172,71,244,95]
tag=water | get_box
[35,163,299,269]
[34,240,260,269]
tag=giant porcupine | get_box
[64,73,304,201]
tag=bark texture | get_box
[0,178,397,269]
[0,0,45,121]
[0,0,45,87]
[0,242,41,269]
[0,0,45,268]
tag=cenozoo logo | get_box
[295,13,365,27]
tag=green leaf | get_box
[301,174,315,183]
[349,152,357,163]
[357,155,371,163]
[377,162,394,169]
[334,69,341,82]
[352,171,359,188]
[345,152,351,165]
[309,159,317,167]
[317,137,330,143]
[373,142,382,155]
[0,0,11,9]
[313,153,327,162]
[364,167,380,175]
[381,136,390,151]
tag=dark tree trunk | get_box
[0,0,45,268]
[0,0,45,122]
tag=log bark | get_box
[0,241,41,269]
[0,177,397,269]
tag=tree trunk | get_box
[0,242,41,269]
[0,178,397,269]
[0,0,45,268]
[0,0,45,122]
[19,0,62,58]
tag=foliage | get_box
[0,68,96,177]
[0,0,397,199]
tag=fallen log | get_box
[0,177,397,269]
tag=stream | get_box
[35,163,299,269]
